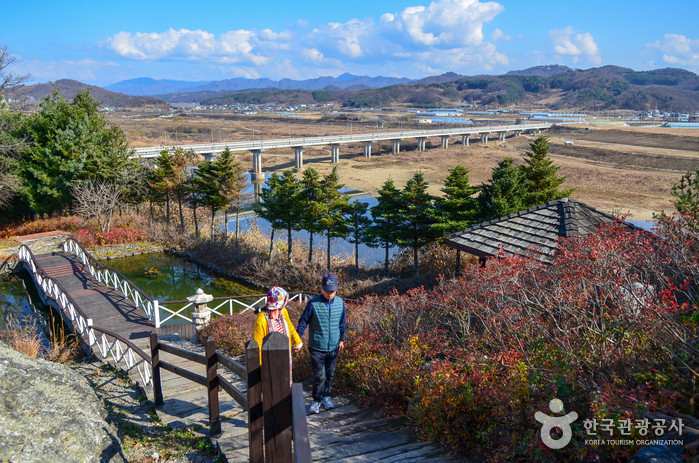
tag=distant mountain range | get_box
[9,66,699,112]
[105,73,413,96]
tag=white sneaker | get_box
[307,401,321,415]
[321,397,335,410]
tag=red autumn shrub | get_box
[0,216,91,238]
[70,225,148,249]
[337,214,697,460]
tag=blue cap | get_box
[322,273,338,291]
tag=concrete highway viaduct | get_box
[132,123,552,184]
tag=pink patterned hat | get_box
[266,286,288,311]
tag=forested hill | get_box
[8,80,166,108]
[11,65,698,112]
[338,66,699,111]
[157,65,699,112]
[346,66,699,111]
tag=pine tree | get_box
[521,136,573,207]
[298,168,324,262]
[478,157,528,220]
[396,172,440,281]
[150,150,176,227]
[190,160,226,236]
[671,168,699,222]
[433,165,480,274]
[369,178,402,277]
[344,200,373,273]
[316,167,350,271]
[215,148,249,239]
[171,147,200,230]
[253,170,302,262]
[253,173,285,256]
[433,165,480,235]
[20,90,133,216]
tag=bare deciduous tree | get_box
[0,45,29,209]
[72,164,145,232]
[0,45,30,98]
[72,179,126,232]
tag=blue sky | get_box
[2,0,698,86]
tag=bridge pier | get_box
[391,140,400,154]
[440,136,449,149]
[203,152,214,162]
[416,137,427,151]
[294,147,304,171]
[462,135,469,146]
[330,144,340,164]
[363,142,372,158]
[252,179,264,199]
[481,134,489,144]
[251,149,264,181]
[499,132,506,141]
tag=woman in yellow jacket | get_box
[253,286,303,365]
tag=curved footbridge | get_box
[133,122,552,181]
[15,238,461,462]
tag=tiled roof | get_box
[445,198,637,263]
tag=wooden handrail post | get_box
[262,332,292,463]
[150,331,163,406]
[246,340,264,463]
[205,336,221,438]
[291,383,312,463]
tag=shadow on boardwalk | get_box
[145,335,463,463]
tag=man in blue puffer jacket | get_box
[296,273,346,415]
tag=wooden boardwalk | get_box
[32,251,154,344]
[25,246,461,462]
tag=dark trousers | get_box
[309,348,339,402]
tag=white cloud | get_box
[305,0,506,74]
[648,34,699,69]
[381,0,504,49]
[492,28,512,42]
[310,19,374,59]
[549,27,601,64]
[302,48,325,62]
[105,27,289,65]
[101,0,510,79]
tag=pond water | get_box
[226,175,400,267]
[0,271,58,343]
[104,253,259,303]
[0,273,37,330]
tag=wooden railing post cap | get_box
[261,331,289,350]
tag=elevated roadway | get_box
[132,122,552,179]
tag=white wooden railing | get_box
[63,237,317,328]
[158,291,313,325]
[63,238,161,327]
[17,244,153,388]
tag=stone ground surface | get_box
[72,358,221,463]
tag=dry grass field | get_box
[109,112,699,221]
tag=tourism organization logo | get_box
[535,398,578,449]
[535,398,686,450]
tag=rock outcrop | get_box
[0,341,125,462]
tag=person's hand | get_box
[338,340,344,353]
[293,343,303,352]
